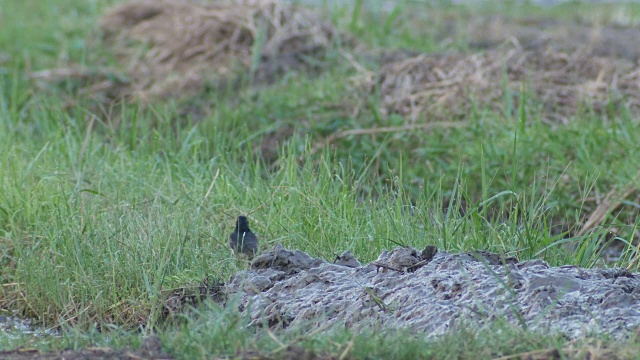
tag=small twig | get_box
[338,334,356,360]
[309,121,467,156]
[371,262,402,273]
[267,329,286,349]
[340,49,371,76]
[578,168,640,236]
[363,287,388,312]
[492,348,560,360]
[383,237,407,248]
[202,168,220,205]
[406,259,430,273]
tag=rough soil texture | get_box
[226,244,640,338]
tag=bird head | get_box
[236,216,251,232]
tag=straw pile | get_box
[61,0,339,102]
[364,42,640,123]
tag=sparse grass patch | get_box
[183,313,640,359]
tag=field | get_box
[1,0,640,358]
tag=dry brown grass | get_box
[99,0,340,100]
[358,41,640,124]
[30,0,343,105]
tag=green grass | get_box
[1,0,640,358]
[3,307,640,359]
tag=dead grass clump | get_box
[363,42,640,123]
[95,0,340,101]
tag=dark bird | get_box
[229,216,259,258]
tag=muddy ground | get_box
[7,243,639,359]
[226,244,640,339]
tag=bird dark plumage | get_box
[229,216,259,258]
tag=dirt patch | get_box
[31,0,345,106]
[0,336,171,360]
[458,16,640,61]
[162,276,225,317]
[260,124,296,163]
[226,244,640,339]
[358,40,639,123]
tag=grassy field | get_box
[1,0,640,358]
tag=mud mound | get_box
[361,42,639,123]
[225,244,640,339]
